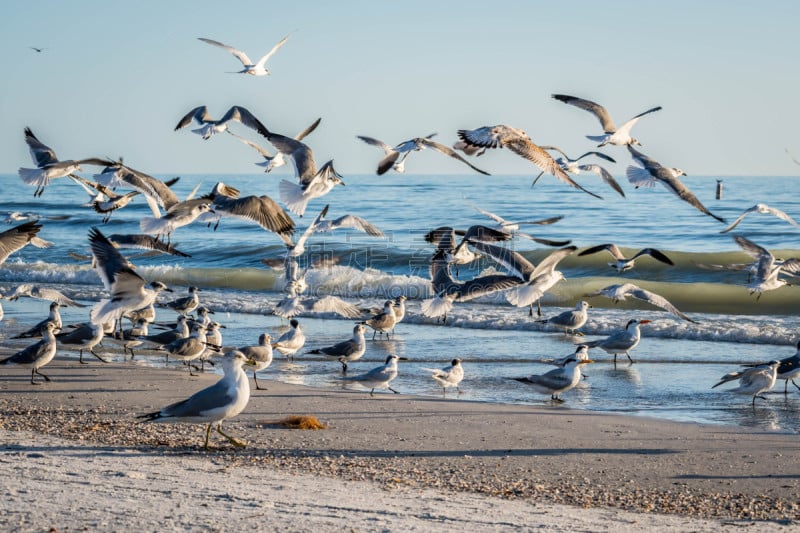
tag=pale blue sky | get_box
[2,0,799,176]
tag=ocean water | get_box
[1,172,799,432]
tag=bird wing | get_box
[576,151,616,164]
[198,38,252,66]
[295,117,322,141]
[625,165,659,188]
[212,194,295,236]
[23,127,59,167]
[719,208,754,234]
[578,164,626,197]
[88,227,144,292]
[579,243,625,260]
[0,220,41,265]
[162,378,238,419]
[616,106,663,136]
[467,240,535,280]
[418,138,491,175]
[626,285,696,323]
[457,125,524,149]
[304,296,361,318]
[763,205,800,227]
[631,248,674,266]
[219,106,270,137]
[108,234,191,257]
[357,135,394,154]
[530,246,577,278]
[457,274,523,302]
[254,34,291,68]
[175,106,210,130]
[323,215,384,237]
[226,130,272,157]
[626,145,663,171]
[266,132,316,183]
[551,94,616,132]
[653,171,726,223]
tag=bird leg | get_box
[388,386,399,394]
[254,371,267,391]
[625,352,635,364]
[90,347,109,363]
[792,379,800,392]
[340,361,348,373]
[79,349,88,365]
[204,424,213,450]
[216,424,247,448]
[531,171,545,188]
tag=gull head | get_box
[150,281,172,293]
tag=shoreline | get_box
[0,360,798,530]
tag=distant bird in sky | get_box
[552,94,662,147]
[198,34,290,76]
[712,360,779,406]
[29,46,45,53]
[720,203,800,234]
[18,128,113,197]
[139,349,256,449]
[512,354,593,402]
[421,358,464,397]
[626,145,725,223]
[175,105,269,140]
[357,134,490,176]
[227,117,321,172]
[0,321,59,384]
[733,235,800,298]
[578,243,674,273]
[786,148,800,166]
[584,282,696,323]
[583,318,651,364]
[457,125,601,198]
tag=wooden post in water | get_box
[715,179,723,200]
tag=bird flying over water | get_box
[584,282,696,323]
[578,243,674,273]
[720,203,800,234]
[198,34,291,76]
[552,94,662,147]
[357,134,490,176]
[227,117,321,172]
[175,105,269,140]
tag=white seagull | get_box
[551,94,662,147]
[357,134,490,176]
[227,117,321,172]
[578,243,674,273]
[341,354,407,396]
[583,318,651,364]
[271,319,306,359]
[733,235,800,299]
[720,203,800,234]
[626,145,725,223]
[307,323,367,372]
[175,105,270,140]
[18,128,113,197]
[56,321,107,364]
[240,333,274,390]
[198,34,290,76]
[712,360,780,407]
[512,355,593,402]
[0,321,59,384]
[421,358,464,397]
[537,145,624,196]
[536,301,591,336]
[741,341,800,394]
[139,350,256,449]
[584,282,696,323]
[457,125,601,198]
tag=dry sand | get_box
[0,359,798,531]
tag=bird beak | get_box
[164,288,174,292]
[639,319,652,324]
[398,357,410,361]
[579,360,594,364]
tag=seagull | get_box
[239,333,273,390]
[159,322,208,375]
[546,345,592,367]
[227,117,321,172]
[271,319,306,359]
[551,94,662,147]
[720,204,800,234]
[357,134,490,176]
[312,212,384,237]
[263,129,345,217]
[733,235,800,298]
[139,201,215,242]
[137,315,190,348]
[56,321,107,364]
[88,227,173,334]
[106,234,191,258]
[29,46,45,53]
[536,145,624,196]
[115,318,149,359]
[741,341,800,394]
[584,283,696,323]
[578,243,674,273]
[582,318,651,364]
[363,300,397,340]
[457,125,601,198]
[198,34,290,76]
[0,321,59,384]
[512,355,593,402]
[0,220,43,265]
[340,354,407,396]
[469,240,578,311]
[159,286,201,316]
[536,301,591,336]
[139,349,256,449]
[94,162,181,217]
[452,140,486,157]
[787,148,800,166]
[469,203,565,236]
[391,295,407,334]
[421,358,464,397]
[18,128,113,196]
[175,105,270,140]
[307,323,366,372]
[12,301,63,338]
[626,145,725,223]
[712,360,780,407]
[5,283,84,307]
[68,175,141,222]
[421,249,524,323]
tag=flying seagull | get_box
[175,105,269,140]
[584,282,696,323]
[720,203,800,234]
[578,243,674,273]
[357,134,490,176]
[227,117,321,172]
[552,94,662,147]
[198,34,291,76]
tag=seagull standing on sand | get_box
[18,128,113,197]
[712,360,780,407]
[272,319,306,360]
[139,350,256,449]
[198,34,291,76]
[239,334,273,390]
[56,321,107,364]
[88,227,173,334]
[364,300,397,340]
[584,283,696,323]
[536,301,591,336]
[512,355,593,402]
[457,125,601,198]
[174,105,270,140]
[159,322,208,375]
[421,358,464,397]
[0,321,59,384]
[626,145,725,223]
[551,94,662,147]
[307,324,367,372]
[732,235,800,299]
[578,243,674,273]
[341,354,407,396]
[227,117,321,172]
[582,319,651,364]
[720,204,800,234]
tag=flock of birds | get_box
[2,34,800,448]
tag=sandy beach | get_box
[0,359,798,531]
